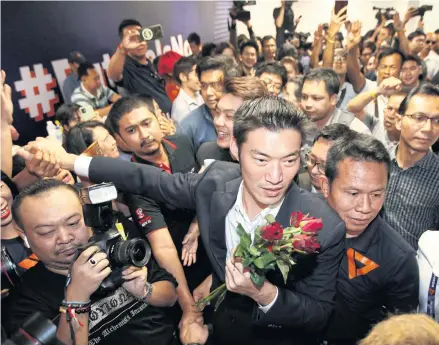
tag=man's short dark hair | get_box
[173,56,197,85]
[261,35,275,46]
[285,76,303,101]
[201,43,217,57]
[362,41,376,53]
[196,56,227,80]
[77,62,95,80]
[325,133,391,185]
[408,30,426,41]
[240,40,259,55]
[187,32,201,45]
[65,120,109,155]
[56,104,80,127]
[404,54,423,66]
[302,68,340,97]
[214,42,235,56]
[118,19,142,38]
[313,123,356,145]
[233,96,313,151]
[377,48,405,66]
[398,83,439,115]
[255,62,288,87]
[435,29,439,35]
[107,95,155,134]
[12,179,79,231]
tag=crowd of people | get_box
[1,2,439,345]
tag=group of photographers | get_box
[2,1,439,345]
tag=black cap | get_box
[68,51,87,64]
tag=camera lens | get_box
[112,239,151,267]
[1,246,21,290]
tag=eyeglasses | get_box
[305,154,326,174]
[404,113,439,128]
[426,40,437,44]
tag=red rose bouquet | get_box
[195,211,323,310]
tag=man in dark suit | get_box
[20,97,346,345]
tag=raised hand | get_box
[120,29,146,53]
[327,6,348,38]
[377,77,402,97]
[403,7,418,26]
[1,70,13,126]
[393,12,404,33]
[346,20,362,51]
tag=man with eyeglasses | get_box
[298,124,356,193]
[421,32,439,82]
[382,83,439,250]
[180,57,228,151]
[255,62,287,96]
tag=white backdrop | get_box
[236,0,439,40]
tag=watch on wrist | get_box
[135,282,153,302]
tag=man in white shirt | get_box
[171,56,204,122]
[19,97,345,345]
[301,68,371,141]
[422,32,439,81]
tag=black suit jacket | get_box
[88,158,345,343]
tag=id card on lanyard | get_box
[427,273,438,318]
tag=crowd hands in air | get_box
[1,2,439,345]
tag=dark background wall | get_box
[1,1,231,145]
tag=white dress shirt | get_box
[171,88,204,123]
[225,182,285,313]
[424,50,439,81]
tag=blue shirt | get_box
[62,72,80,104]
[180,104,217,152]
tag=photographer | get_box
[3,179,178,345]
[274,1,299,48]
[107,19,171,114]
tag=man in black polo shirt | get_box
[107,19,172,114]
[319,133,419,345]
[106,95,210,340]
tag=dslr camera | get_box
[230,1,256,21]
[1,245,22,293]
[373,7,395,25]
[74,183,151,293]
[413,5,433,18]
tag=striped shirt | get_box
[382,148,439,249]
[71,83,115,109]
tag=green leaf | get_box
[253,256,265,269]
[248,246,261,257]
[265,214,276,224]
[250,271,265,287]
[242,256,253,268]
[236,223,247,237]
[234,245,244,257]
[276,259,290,284]
[254,227,262,244]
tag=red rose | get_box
[267,244,273,252]
[300,218,323,234]
[260,222,284,241]
[290,212,305,227]
[292,234,320,253]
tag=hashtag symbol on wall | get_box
[14,64,60,122]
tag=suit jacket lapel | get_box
[209,177,241,281]
[275,183,301,226]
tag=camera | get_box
[78,104,95,121]
[2,312,60,345]
[413,5,433,18]
[1,245,21,292]
[75,183,151,293]
[373,7,395,25]
[230,1,256,21]
[139,24,164,41]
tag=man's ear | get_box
[179,72,188,83]
[320,175,330,198]
[330,94,338,107]
[230,136,240,162]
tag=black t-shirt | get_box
[273,5,295,32]
[196,141,235,167]
[125,135,211,290]
[3,258,177,345]
[121,56,172,114]
[325,217,418,344]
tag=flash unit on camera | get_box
[80,183,118,205]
